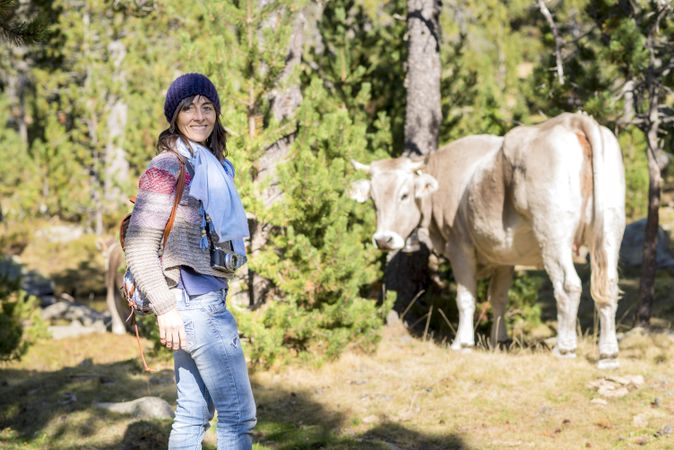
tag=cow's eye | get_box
[401,193,409,201]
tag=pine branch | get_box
[537,0,565,86]
[0,0,47,45]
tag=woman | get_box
[124,73,256,449]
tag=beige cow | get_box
[351,113,625,368]
[101,239,129,335]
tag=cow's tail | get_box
[577,113,624,306]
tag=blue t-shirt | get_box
[177,266,228,296]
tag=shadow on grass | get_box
[1,359,468,450]
[252,379,468,449]
[50,259,107,301]
[0,359,174,449]
[112,420,169,450]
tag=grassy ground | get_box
[1,314,673,449]
[2,218,674,449]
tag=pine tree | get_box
[0,0,47,45]
[309,0,408,153]
[529,0,674,324]
[239,77,391,366]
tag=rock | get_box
[633,413,649,428]
[95,396,173,419]
[600,386,629,398]
[0,256,22,285]
[620,219,674,268]
[656,424,672,437]
[41,300,109,326]
[632,410,668,428]
[59,392,77,405]
[606,375,644,389]
[49,321,107,339]
[587,375,644,398]
[35,224,84,243]
[591,398,608,406]
[381,442,403,450]
[39,295,58,307]
[20,269,55,298]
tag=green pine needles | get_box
[237,78,394,368]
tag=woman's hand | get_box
[157,309,187,351]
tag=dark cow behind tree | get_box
[351,112,626,369]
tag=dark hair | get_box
[156,95,227,160]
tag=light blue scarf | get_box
[176,138,248,256]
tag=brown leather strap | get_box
[128,152,185,373]
[161,153,186,249]
[131,312,153,372]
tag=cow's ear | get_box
[349,179,371,203]
[414,173,438,198]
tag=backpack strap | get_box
[161,152,186,249]
[127,151,186,373]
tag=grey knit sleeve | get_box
[123,153,182,315]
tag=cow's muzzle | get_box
[373,231,405,251]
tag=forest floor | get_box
[2,210,674,449]
[1,294,673,449]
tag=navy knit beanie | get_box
[163,73,221,122]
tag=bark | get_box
[636,108,662,325]
[5,48,29,147]
[404,0,442,156]
[83,10,104,236]
[103,40,130,209]
[247,5,306,307]
[634,6,670,325]
[387,0,441,317]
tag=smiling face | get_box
[176,95,216,144]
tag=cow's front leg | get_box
[489,266,513,347]
[452,283,476,350]
[447,245,478,350]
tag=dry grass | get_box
[2,218,674,449]
[252,322,674,449]
[1,316,673,449]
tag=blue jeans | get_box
[168,288,256,450]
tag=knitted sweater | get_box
[124,151,231,315]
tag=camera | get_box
[210,241,247,273]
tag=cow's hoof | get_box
[552,347,577,359]
[450,341,474,352]
[597,357,620,370]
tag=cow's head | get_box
[350,157,438,251]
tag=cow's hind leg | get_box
[489,266,513,347]
[596,301,619,369]
[542,247,582,358]
[447,244,478,350]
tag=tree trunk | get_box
[5,48,29,148]
[104,40,130,210]
[247,5,306,307]
[386,0,441,316]
[635,125,662,325]
[404,0,442,157]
